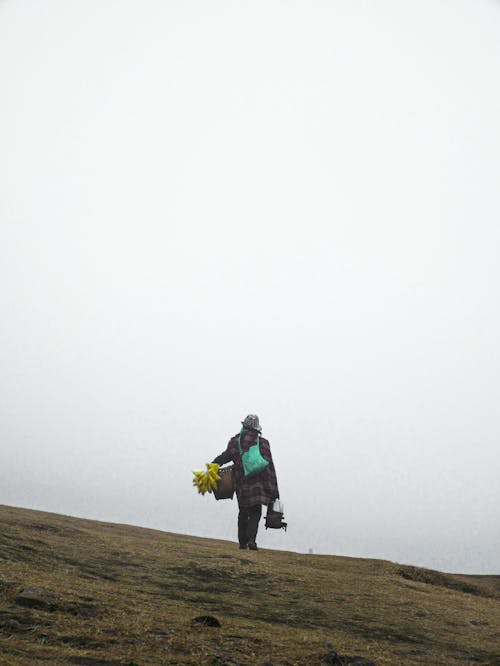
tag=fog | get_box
[1,0,499,574]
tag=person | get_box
[212,414,279,550]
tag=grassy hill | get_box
[0,504,499,665]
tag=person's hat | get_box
[241,414,262,432]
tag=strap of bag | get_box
[237,427,260,457]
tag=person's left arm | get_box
[262,439,280,500]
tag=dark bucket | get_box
[213,465,235,500]
[265,508,287,531]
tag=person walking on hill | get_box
[212,414,279,550]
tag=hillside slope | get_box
[0,504,499,665]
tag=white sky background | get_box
[1,0,499,574]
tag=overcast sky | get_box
[1,0,499,574]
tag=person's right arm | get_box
[212,445,232,466]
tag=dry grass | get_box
[0,504,499,665]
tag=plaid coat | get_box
[213,428,279,508]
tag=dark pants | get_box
[238,504,262,546]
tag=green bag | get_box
[237,428,269,478]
